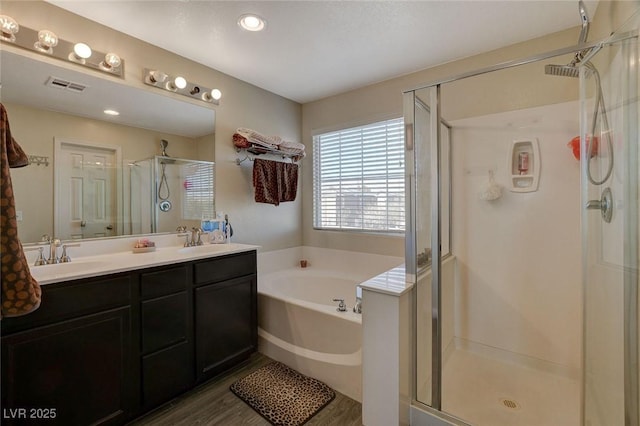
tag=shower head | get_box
[545,63,580,78]
[159,156,176,165]
[578,0,590,45]
[545,61,595,78]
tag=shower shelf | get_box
[508,139,540,193]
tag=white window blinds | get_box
[181,162,215,221]
[313,117,405,233]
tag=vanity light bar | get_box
[0,16,124,78]
[143,68,221,106]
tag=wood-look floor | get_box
[129,353,363,426]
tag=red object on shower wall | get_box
[568,135,599,161]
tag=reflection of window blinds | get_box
[181,162,215,220]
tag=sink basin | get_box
[178,243,241,255]
[31,260,108,276]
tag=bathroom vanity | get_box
[1,246,257,425]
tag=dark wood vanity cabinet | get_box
[0,250,257,425]
[1,275,135,426]
[194,251,257,382]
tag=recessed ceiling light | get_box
[103,109,119,116]
[238,14,266,32]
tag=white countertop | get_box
[29,242,259,285]
[359,265,413,296]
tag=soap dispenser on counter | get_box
[508,138,540,193]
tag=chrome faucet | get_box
[34,247,47,266]
[353,286,362,314]
[39,234,61,264]
[59,243,80,262]
[191,227,203,246]
[176,226,191,247]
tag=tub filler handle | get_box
[332,298,347,312]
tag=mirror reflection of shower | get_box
[129,153,215,234]
[158,139,174,212]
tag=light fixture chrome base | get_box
[0,23,124,78]
[143,68,220,105]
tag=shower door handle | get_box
[586,187,612,223]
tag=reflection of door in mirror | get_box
[55,139,121,240]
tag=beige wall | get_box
[1,1,303,251]
[302,24,581,257]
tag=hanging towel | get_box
[279,161,298,203]
[252,159,298,206]
[0,103,41,318]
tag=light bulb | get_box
[148,70,168,84]
[238,14,266,32]
[73,43,92,59]
[34,29,58,53]
[174,76,187,89]
[211,89,222,100]
[103,109,120,116]
[0,15,19,42]
[100,52,121,70]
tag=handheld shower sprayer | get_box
[157,139,172,210]
[544,0,613,186]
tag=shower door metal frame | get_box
[620,34,639,426]
[404,29,639,425]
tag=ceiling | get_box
[48,1,597,104]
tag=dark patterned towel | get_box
[0,103,41,317]
[252,159,298,206]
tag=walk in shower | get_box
[404,6,639,426]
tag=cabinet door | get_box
[1,307,132,426]
[195,274,256,382]
[142,341,192,409]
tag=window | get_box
[313,117,405,233]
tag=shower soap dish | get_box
[133,239,156,253]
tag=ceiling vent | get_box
[45,76,88,93]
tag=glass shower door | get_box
[405,85,452,412]
[582,13,639,426]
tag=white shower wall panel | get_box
[450,101,582,372]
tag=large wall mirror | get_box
[1,50,216,244]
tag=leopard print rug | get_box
[230,361,335,426]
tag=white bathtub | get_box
[257,246,403,402]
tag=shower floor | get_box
[421,345,581,426]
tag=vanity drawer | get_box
[140,265,188,299]
[141,291,188,354]
[193,251,256,286]
[1,274,131,334]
